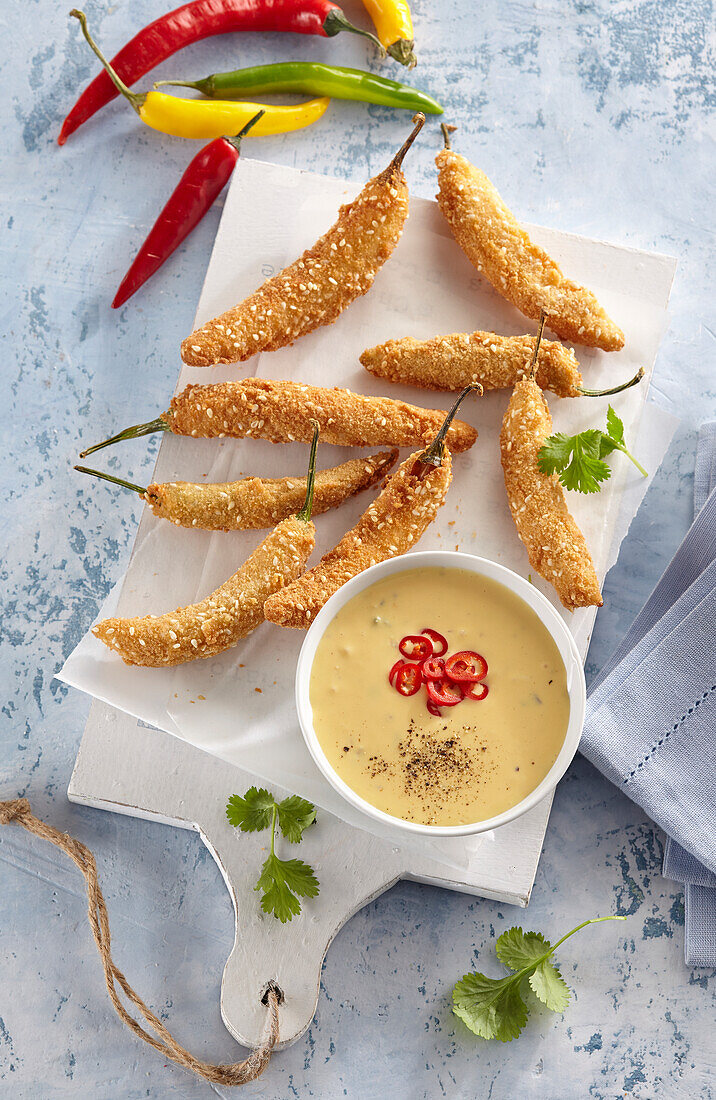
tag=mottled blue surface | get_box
[1,0,715,1096]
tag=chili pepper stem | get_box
[387,39,417,69]
[223,108,265,150]
[322,9,385,54]
[74,465,148,495]
[70,10,146,114]
[297,420,320,522]
[417,383,482,469]
[579,367,645,397]
[79,416,169,459]
[528,312,548,379]
[441,123,457,149]
[386,112,425,175]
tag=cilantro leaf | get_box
[256,854,320,923]
[496,927,551,970]
[605,404,624,446]
[227,787,319,922]
[452,916,626,1042]
[529,960,570,1012]
[278,794,317,843]
[226,787,274,832]
[537,406,646,494]
[452,972,528,1042]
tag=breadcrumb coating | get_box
[500,378,602,610]
[145,450,398,531]
[182,158,411,367]
[361,331,582,396]
[264,449,452,629]
[436,150,624,352]
[166,377,477,452]
[93,516,315,666]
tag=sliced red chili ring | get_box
[398,634,434,661]
[395,663,422,697]
[444,650,488,683]
[422,656,446,680]
[420,627,448,657]
[426,698,443,717]
[462,681,489,701]
[426,677,463,707]
[389,659,406,687]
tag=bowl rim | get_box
[295,551,586,837]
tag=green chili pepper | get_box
[156,61,443,115]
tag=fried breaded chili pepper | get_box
[500,317,602,611]
[75,449,397,530]
[59,0,380,144]
[361,0,416,67]
[181,113,425,366]
[71,11,329,141]
[436,126,625,352]
[78,378,478,457]
[361,331,645,397]
[264,385,480,628]
[158,61,442,113]
[93,422,321,667]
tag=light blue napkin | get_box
[582,422,716,966]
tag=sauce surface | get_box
[309,567,570,826]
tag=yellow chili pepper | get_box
[70,10,330,140]
[361,0,416,67]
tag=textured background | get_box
[1,0,715,1096]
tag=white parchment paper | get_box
[59,159,676,868]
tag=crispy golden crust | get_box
[264,449,452,629]
[500,378,602,610]
[145,450,399,531]
[436,150,625,352]
[181,167,409,367]
[167,378,477,453]
[93,516,315,666]
[361,331,582,397]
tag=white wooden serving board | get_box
[63,156,676,1048]
[68,700,553,1048]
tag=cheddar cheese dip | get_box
[309,567,570,826]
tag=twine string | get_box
[0,798,280,1087]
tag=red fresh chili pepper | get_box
[426,678,463,707]
[426,698,442,717]
[58,0,382,144]
[461,681,489,701]
[388,658,406,687]
[421,656,445,680]
[420,627,447,657]
[395,663,422,696]
[444,650,488,683]
[112,110,263,309]
[398,634,433,661]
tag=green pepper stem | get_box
[441,123,457,149]
[579,367,645,397]
[223,108,265,151]
[322,8,385,54]
[387,38,417,69]
[528,312,548,379]
[78,416,169,459]
[74,465,148,495]
[297,420,320,522]
[70,10,146,113]
[386,112,425,175]
[417,383,482,469]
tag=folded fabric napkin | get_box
[582,421,716,966]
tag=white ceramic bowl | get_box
[295,551,586,837]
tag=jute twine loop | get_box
[0,798,280,1086]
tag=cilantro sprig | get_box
[226,787,319,923]
[538,405,647,494]
[452,915,626,1042]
